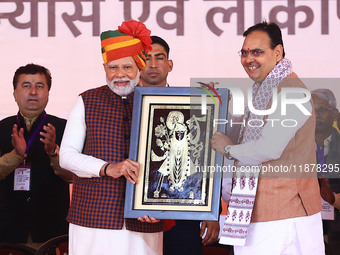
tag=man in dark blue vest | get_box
[0,63,72,249]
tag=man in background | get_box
[312,88,340,254]
[141,35,220,255]
[0,63,71,249]
[140,35,173,87]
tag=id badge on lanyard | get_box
[321,198,335,220]
[317,145,335,220]
[13,113,47,191]
[14,164,31,191]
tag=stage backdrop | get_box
[1,0,340,119]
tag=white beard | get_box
[107,69,140,96]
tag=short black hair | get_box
[151,35,170,58]
[243,21,285,58]
[13,63,52,90]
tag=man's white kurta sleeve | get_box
[229,93,313,165]
[60,96,106,178]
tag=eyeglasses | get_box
[105,63,136,74]
[238,48,269,58]
[315,107,335,114]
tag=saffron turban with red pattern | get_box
[100,20,152,70]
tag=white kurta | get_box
[229,92,312,164]
[60,95,163,255]
[69,223,163,255]
[234,212,324,255]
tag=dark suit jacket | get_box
[322,128,340,246]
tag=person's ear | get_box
[168,59,173,72]
[274,44,283,61]
[332,109,339,122]
[13,91,17,102]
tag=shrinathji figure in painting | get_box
[151,110,205,199]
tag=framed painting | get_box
[124,86,229,220]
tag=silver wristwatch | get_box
[224,145,234,160]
